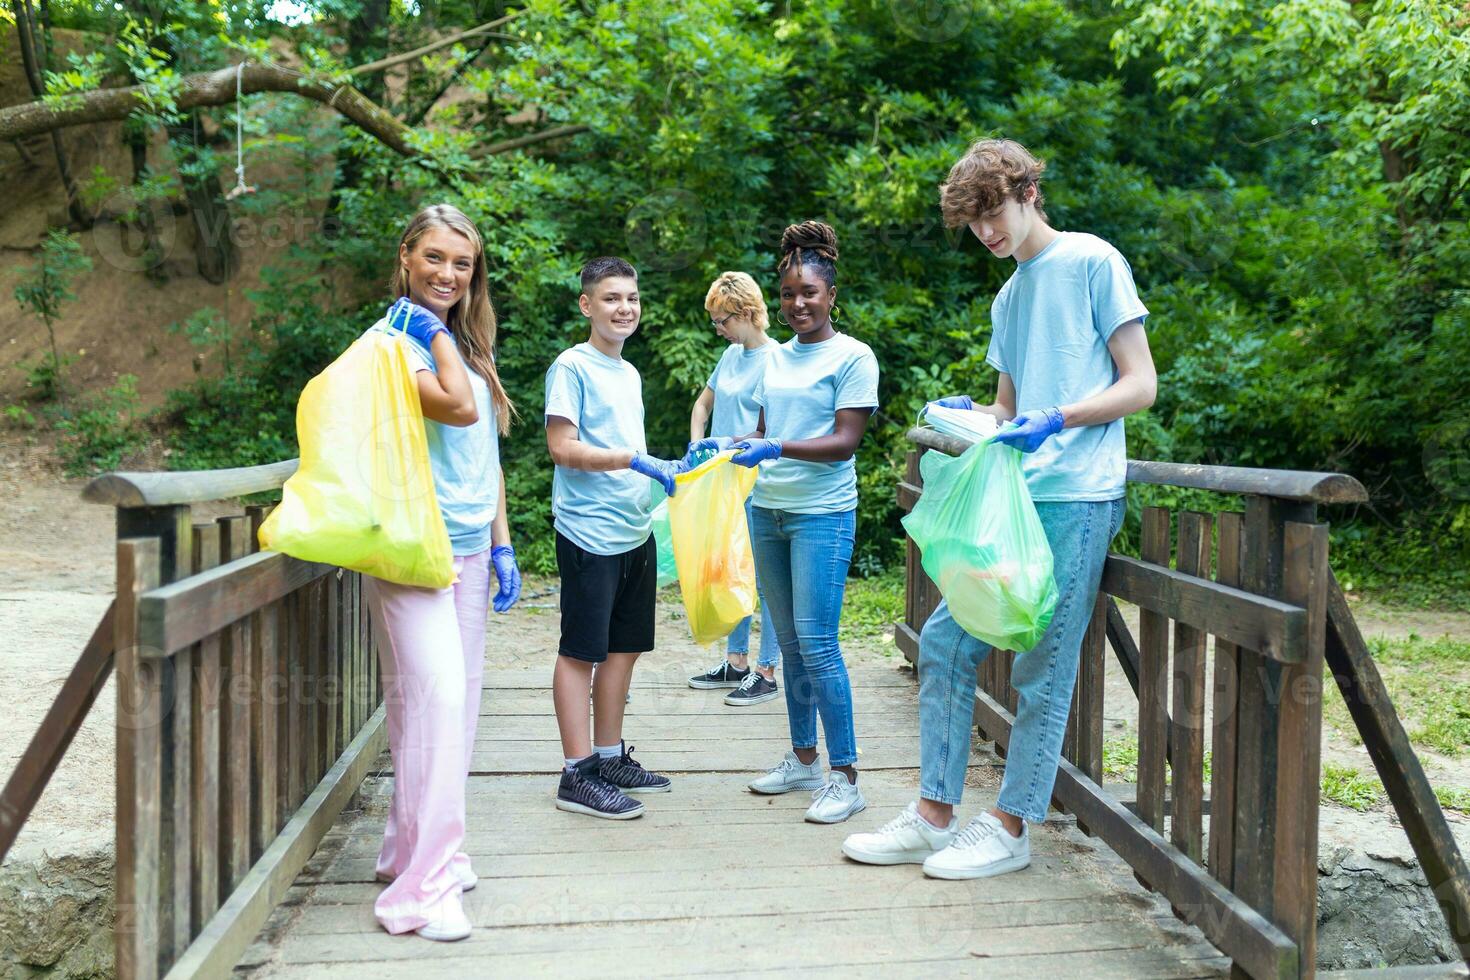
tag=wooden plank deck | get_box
[236,662,1228,977]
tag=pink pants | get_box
[361,549,490,934]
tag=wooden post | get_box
[1171,512,1212,864]
[218,516,253,892]
[1273,521,1328,971]
[1209,512,1244,888]
[1230,495,1316,963]
[114,537,162,980]
[1136,508,1172,836]
[114,505,189,972]
[1077,591,1108,790]
[190,523,222,929]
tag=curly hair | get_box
[704,271,769,329]
[776,220,839,288]
[939,138,1047,228]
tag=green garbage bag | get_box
[901,439,1057,651]
[650,490,678,588]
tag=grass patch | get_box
[1103,734,1139,782]
[841,568,904,641]
[1324,633,1470,757]
[1435,786,1470,815]
[1321,763,1386,811]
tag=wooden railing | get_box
[0,458,386,980]
[896,428,1470,979]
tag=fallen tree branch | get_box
[0,61,417,150]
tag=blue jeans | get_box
[918,498,1124,821]
[727,501,779,669]
[749,506,858,767]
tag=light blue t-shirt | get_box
[365,319,500,557]
[707,339,778,438]
[986,231,1149,502]
[751,332,880,514]
[544,343,652,556]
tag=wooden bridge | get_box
[3,430,1470,977]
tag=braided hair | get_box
[776,220,839,288]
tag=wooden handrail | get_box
[905,428,1369,504]
[82,459,299,507]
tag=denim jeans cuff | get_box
[919,784,963,806]
[995,800,1041,824]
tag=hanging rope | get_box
[225,61,255,201]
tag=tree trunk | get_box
[12,0,89,227]
[168,116,239,283]
[126,123,167,283]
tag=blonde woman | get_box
[685,272,781,705]
[360,204,519,941]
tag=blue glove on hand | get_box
[491,544,521,613]
[630,453,688,496]
[927,394,974,412]
[386,296,449,348]
[683,436,734,467]
[731,438,783,467]
[992,407,1066,453]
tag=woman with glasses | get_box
[685,272,782,706]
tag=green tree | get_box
[13,229,92,403]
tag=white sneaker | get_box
[748,751,826,794]
[805,772,867,824]
[922,811,1030,880]
[415,901,471,942]
[842,801,958,864]
[375,864,477,892]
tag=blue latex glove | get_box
[992,407,1066,453]
[630,453,688,496]
[491,544,521,613]
[683,436,733,467]
[386,296,449,348]
[731,438,783,467]
[927,394,974,412]
[687,436,735,456]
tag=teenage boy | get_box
[843,138,1157,876]
[545,256,688,819]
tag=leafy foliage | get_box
[33,0,1469,589]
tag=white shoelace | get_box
[810,778,846,804]
[953,815,1002,849]
[735,671,760,691]
[877,807,923,835]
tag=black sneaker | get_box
[689,660,750,689]
[724,670,779,706]
[555,756,645,819]
[597,742,672,794]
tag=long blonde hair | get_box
[391,204,516,434]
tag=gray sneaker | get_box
[748,751,825,794]
[724,670,779,706]
[805,772,866,824]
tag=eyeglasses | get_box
[710,312,739,329]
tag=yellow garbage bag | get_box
[667,451,759,644]
[258,320,455,588]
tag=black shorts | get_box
[555,532,656,663]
